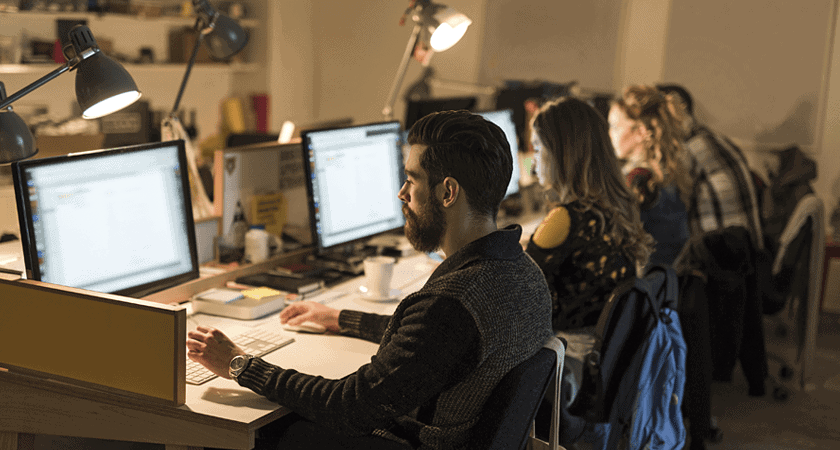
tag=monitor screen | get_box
[478,109,520,198]
[12,140,199,298]
[301,122,406,251]
[404,96,477,131]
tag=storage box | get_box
[168,27,213,64]
[35,133,105,159]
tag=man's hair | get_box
[407,110,512,219]
[531,97,653,269]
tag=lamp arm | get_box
[0,63,71,110]
[169,27,207,117]
[382,23,422,120]
[0,45,100,110]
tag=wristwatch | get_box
[229,354,254,382]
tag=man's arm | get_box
[238,296,480,436]
[280,300,392,343]
[337,309,392,343]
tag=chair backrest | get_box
[468,337,565,450]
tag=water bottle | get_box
[244,225,270,264]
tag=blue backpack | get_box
[562,265,687,449]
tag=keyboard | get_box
[186,322,296,385]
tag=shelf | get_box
[0,10,259,28]
[0,62,261,75]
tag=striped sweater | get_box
[237,225,554,449]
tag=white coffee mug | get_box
[363,256,396,298]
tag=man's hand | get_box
[186,326,246,379]
[280,301,341,333]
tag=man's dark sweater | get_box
[237,225,554,449]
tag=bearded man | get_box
[187,110,553,450]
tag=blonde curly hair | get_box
[613,84,692,199]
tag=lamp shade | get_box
[65,24,141,119]
[204,13,249,60]
[76,51,142,119]
[414,4,472,52]
[0,82,37,164]
[0,108,37,164]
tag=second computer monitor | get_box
[301,121,406,251]
[478,109,520,198]
[12,140,199,298]
[404,96,477,131]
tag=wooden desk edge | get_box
[0,370,242,431]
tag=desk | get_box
[0,212,546,450]
[0,251,438,450]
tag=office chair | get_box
[764,194,825,400]
[467,336,566,450]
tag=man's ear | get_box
[439,177,460,208]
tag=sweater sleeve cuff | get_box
[236,356,276,396]
[338,309,365,337]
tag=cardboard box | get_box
[35,134,105,159]
[168,27,213,64]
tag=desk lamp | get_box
[160,0,249,221]
[382,0,472,120]
[0,25,141,164]
[162,0,249,140]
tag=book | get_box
[271,263,326,279]
[191,286,286,320]
[195,287,244,304]
[235,272,324,295]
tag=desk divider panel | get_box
[0,278,186,406]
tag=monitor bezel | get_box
[403,96,478,131]
[300,121,406,254]
[11,139,200,298]
[476,108,521,199]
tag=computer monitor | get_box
[12,140,199,298]
[301,121,406,252]
[494,81,571,152]
[478,109,520,198]
[404,96,477,131]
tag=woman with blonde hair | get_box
[526,96,654,331]
[609,85,691,266]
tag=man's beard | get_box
[402,196,446,254]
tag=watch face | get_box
[230,354,252,379]
[231,356,247,371]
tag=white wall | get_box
[478,0,622,92]
[289,0,485,128]
[662,0,836,153]
[266,1,315,130]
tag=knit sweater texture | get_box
[236,225,553,449]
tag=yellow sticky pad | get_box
[241,286,282,300]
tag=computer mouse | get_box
[282,320,327,334]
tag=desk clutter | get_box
[190,265,355,320]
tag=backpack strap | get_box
[567,276,637,421]
[646,264,679,311]
[569,265,676,422]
